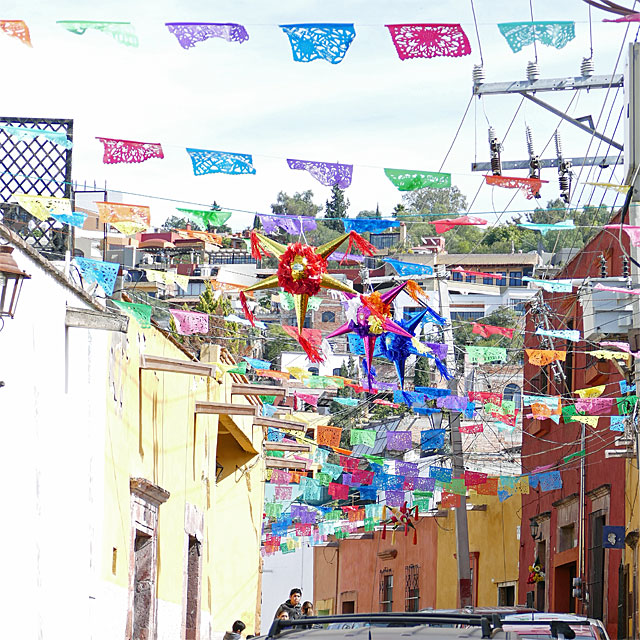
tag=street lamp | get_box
[0,246,30,319]
[530,518,543,541]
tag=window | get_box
[405,564,420,611]
[309,367,319,375]
[483,273,495,285]
[503,384,521,409]
[496,272,507,286]
[498,584,515,606]
[451,311,484,322]
[452,271,463,281]
[509,271,523,287]
[303,316,311,329]
[342,601,355,613]
[322,311,336,323]
[465,274,476,283]
[333,368,342,376]
[370,233,400,250]
[403,307,423,321]
[559,524,576,552]
[508,299,526,314]
[379,569,393,612]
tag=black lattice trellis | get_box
[0,116,73,260]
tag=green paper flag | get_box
[112,300,152,328]
[177,207,232,228]
[363,454,385,465]
[334,397,359,406]
[563,450,585,463]
[228,361,247,374]
[260,395,276,404]
[466,346,507,364]
[384,168,451,191]
[350,428,376,447]
[501,400,516,416]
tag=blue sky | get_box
[1,0,635,229]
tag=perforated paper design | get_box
[14,194,72,221]
[350,429,376,447]
[317,425,342,448]
[287,158,353,188]
[96,138,164,164]
[57,21,138,47]
[97,202,151,235]
[259,214,317,234]
[0,125,71,148]
[464,471,487,486]
[385,490,405,507]
[274,486,292,500]
[177,207,232,227]
[186,148,256,175]
[386,24,470,59]
[165,22,249,49]
[459,423,483,434]
[270,470,292,485]
[384,167,451,190]
[328,482,349,500]
[0,20,32,46]
[170,309,209,335]
[75,257,119,296]
[112,301,152,328]
[382,258,433,276]
[386,431,412,451]
[526,349,567,366]
[429,466,452,483]
[485,174,547,199]
[475,478,498,495]
[538,470,563,492]
[466,346,507,364]
[280,23,356,64]
[497,21,575,53]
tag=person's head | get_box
[232,621,246,634]
[302,601,314,616]
[276,608,289,620]
[289,588,302,605]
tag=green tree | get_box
[271,190,321,218]
[263,325,295,369]
[401,186,468,246]
[453,306,523,364]
[162,216,204,231]
[356,204,382,219]
[323,185,350,232]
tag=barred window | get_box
[322,311,336,323]
[379,569,393,612]
[405,564,420,612]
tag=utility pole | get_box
[437,273,472,607]
[624,41,640,640]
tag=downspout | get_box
[334,544,340,614]
[579,421,586,614]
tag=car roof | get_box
[275,627,513,639]
[504,614,590,622]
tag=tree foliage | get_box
[323,185,350,232]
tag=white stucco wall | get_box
[260,544,314,635]
[0,242,110,640]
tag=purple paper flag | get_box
[385,490,405,507]
[436,395,468,411]
[258,214,317,235]
[415,477,436,491]
[287,158,353,188]
[396,461,419,477]
[165,23,249,49]
[386,431,412,451]
[425,342,448,361]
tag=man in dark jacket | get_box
[223,620,246,640]
[276,588,302,620]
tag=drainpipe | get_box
[578,421,586,614]
[334,543,340,614]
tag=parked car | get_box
[266,612,573,639]
[502,613,610,640]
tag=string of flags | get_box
[0,18,589,57]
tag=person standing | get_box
[276,588,302,620]
[302,602,314,618]
[223,620,246,640]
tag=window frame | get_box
[379,569,393,612]
[404,564,420,612]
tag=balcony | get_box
[579,277,635,341]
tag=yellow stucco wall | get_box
[625,458,639,639]
[101,326,264,633]
[436,494,522,608]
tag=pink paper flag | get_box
[170,309,209,335]
[296,392,318,407]
[574,397,616,414]
[328,482,349,500]
[464,470,488,486]
[459,423,484,434]
[594,283,640,295]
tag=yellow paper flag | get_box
[574,385,606,398]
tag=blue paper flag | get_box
[263,404,278,417]
[347,333,383,357]
[421,428,446,450]
[358,486,377,500]
[280,23,356,64]
[415,387,451,398]
[75,257,119,296]
[186,147,256,175]
[429,466,452,483]
[52,211,88,228]
[383,258,434,276]
[610,416,628,432]
[343,218,401,234]
[244,357,272,369]
[620,380,636,394]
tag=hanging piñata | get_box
[381,501,419,545]
[327,282,427,387]
[239,231,376,361]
